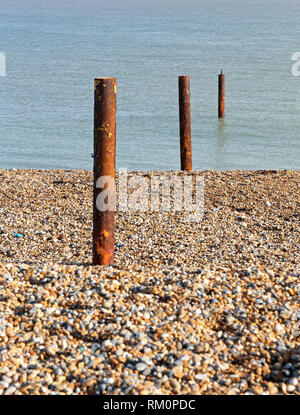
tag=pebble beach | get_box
[0,169,299,395]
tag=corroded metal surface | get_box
[178,75,192,171]
[218,71,225,118]
[93,77,116,265]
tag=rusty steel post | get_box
[178,75,192,171]
[93,77,116,265]
[218,70,225,118]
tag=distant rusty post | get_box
[93,77,116,265]
[218,70,225,118]
[178,76,192,171]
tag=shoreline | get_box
[1,168,299,173]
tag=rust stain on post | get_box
[93,77,116,265]
[218,71,225,118]
[178,75,192,171]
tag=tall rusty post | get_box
[93,77,116,265]
[178,75,192,171]
[218,70,225,118]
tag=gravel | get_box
[0,169,299,395]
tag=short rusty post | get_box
[178,75,192,171]
[93,77,116,265]
[218,70,225,118]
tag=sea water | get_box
[0,0,299,170]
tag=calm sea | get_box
[0,0,299,170]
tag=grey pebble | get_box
[136,363,148,372]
